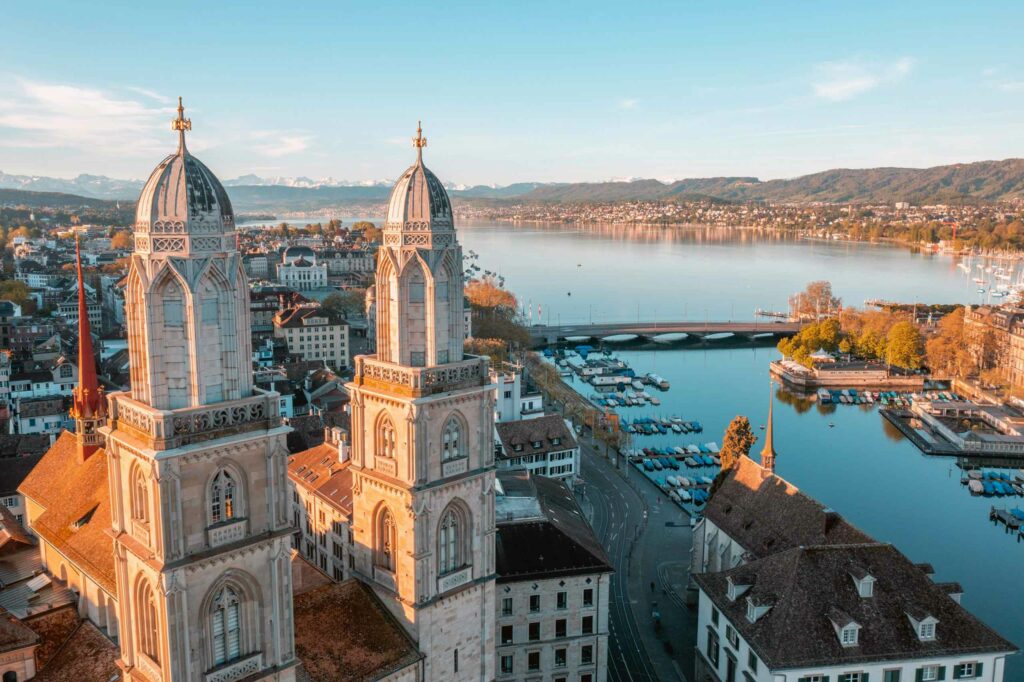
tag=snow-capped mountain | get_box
[0,171,144,200]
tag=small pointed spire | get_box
[761,379,777,474]
[412,120,427,163]
[171,96,192,152]
[71,235,106,460]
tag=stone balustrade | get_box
[109,390,281,449]
[204,653,263,682]
[437,565,472,594]
[354,355,488,397]
[441,456,468,478]
[207,518,247,549]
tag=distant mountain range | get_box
[4,159,1024,211]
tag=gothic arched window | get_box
[377,508,397,572]
[442,417,462,462]
[438,508,461,575]
[376,416,396,459]
[211,470,236,525]
[136,579,160,663]
[130,464,148,524]
[210,586,241,666]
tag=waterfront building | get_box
[964,305,1024,391]
[273,304,351,369]
[494,414,580,482]
[492,365,544,423]
[690,395,1017,681]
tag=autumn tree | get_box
[885,321,924,369]
[0,280,31,307]
[789,281,841,321]
[465,276,529,347]
[719,416,756,471]
[110,230,133,250]
[925,307,975,378]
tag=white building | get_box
[495,414,580,481]
[492,366,544,422]
[278,247,328,291]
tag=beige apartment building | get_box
[273,305,350,369]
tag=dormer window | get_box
[726,576,750,602]
[906,611,938,642]
[551,437,561,446]
[850,573,875,598]
[746,600,756,623]
[531,440,542,449]
[919,620,936,641]
[840,624,859,647]
[828,606,860,647]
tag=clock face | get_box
[83,422,95,434]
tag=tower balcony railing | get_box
[353,354,489,398]
[108,389,282,449]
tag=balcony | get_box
[437,565,472,594]
[207,518,247,549]
[353,355,489,398]
[204,653,263,682]
[109,390,281,449]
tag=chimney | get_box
[822,508,840,535]
[338,431,350,464]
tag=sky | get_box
[2,1,1024,186]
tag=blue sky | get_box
[2,1,1023,185]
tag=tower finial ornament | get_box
[413,120,427,161]
[172,96,191,150]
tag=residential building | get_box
[493,365,544,422]
[494,470,612,682]
[495,414,580,481]
[9,396,65,435]
[273,305,350,369]
[964,305,1024,390]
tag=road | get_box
[577,438,696,682]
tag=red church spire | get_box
[70,235,105,459]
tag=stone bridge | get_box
[529,320,803,347]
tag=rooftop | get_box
[495,414,577,459]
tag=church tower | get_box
[70,235,106,460]
[348,123,497,680]
[102,100,297,681]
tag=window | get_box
[747,651,758,672]
[581,644,593,664]
[919,621,936,641]
[376,416,396,459]
[500,655,513,675]
[953,663,979,679]
[210,470,237,525]
[711,606,720,626]
[137,580,160,663]
[130,466,148,523]
[501,625,514,644]
[442,418,462,461]
[410,351,425,367]
[377,508,396,571]
[528,622,540,641]
[528,651,540,671]
[210,586,241,666]
[726,624,739,648]
[798,676,825,682]
[530,594,540,612]
[556,591,568,609]
[841,625,859,646]
[504,390,512,399]
[555,619,567,638]
[884,670,902,682]
[920,666,941,682]
[706,628,720,665]
[501,597,513,616]
[583,588,594,607]
[581,676,593,682]
[453,649,458,673]
[438,508,462,575]
[582,615,594,635]
[838,674,863,682]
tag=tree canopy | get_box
[719,416,756,471]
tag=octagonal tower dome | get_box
[133,98,236,256]
[383,122,454,233]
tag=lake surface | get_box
[455,222,1023,676]
[253,216,1022,672]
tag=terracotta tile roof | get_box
[693,543,1017,668]
[17,432,115,593]
[293,579,421,681]
[495,472,612,582]
[24,604,79,669]
[31,619,119,681]
[0,607,38,654]
[705,455,873,559]
[288,444,353,515]
[0,504,35,552]
[495,414,577,460]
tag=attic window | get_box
[853,574,875,598]
[726,577,750,602]
[919,620,936,641]
[531,440,542,449]
[840,625,859,647]
[73,504,98,530]
[746,600,757,623]
[513,444,523,452]
[551,437,561,446]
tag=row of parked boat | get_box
[591,389,661,408]
[633,450,721,471]
[623,416,704,435]
[964,469,1024,497]
[630,458,713,508]
[818,388,962,407]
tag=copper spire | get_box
[412,120,427,163]
[761,380,777,474]
[172,96,192,152]
[71,235,105,459]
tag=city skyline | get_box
[3,1,1024,185]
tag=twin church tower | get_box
[69,103,494,680]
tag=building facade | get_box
[495,414,580,481]
[273,305,350,369]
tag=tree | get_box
[789,281,841,321]
[322,289,366,319]
[110,230,133,250]
[719,416,756,471]
[885,321,924,369]
[0,280,31,307]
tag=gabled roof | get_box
[0,607,38,654]
[0,453,45,494]
[495,414,577,459]
[495,472,611,582]
[17,432,115,592]
[288,444,353,515]
[693,543,1017,669]
[705,455,872,558]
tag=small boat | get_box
[968,470,982,481]
[671,423,682,433]
[678,490,692,503]
[968,480,984,495]
[690,421,704,433]
[650,397,661,406]
[685,457,697,467]
[673,446,687,456]
[687,444,701,454]
[652,459,663,471]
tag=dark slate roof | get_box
[384,154,453,231]
[693,543,1017,669]
[705,455,873,559]
[0,607,38,654]
[0,454,44,493]
[31,618,119,681]
[495,414,577,460]
[495,472,611,582]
